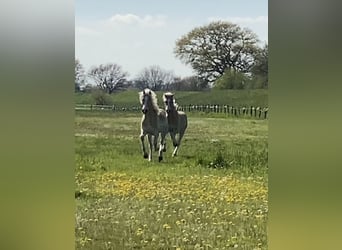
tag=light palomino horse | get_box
[163,92,188,157]
[139,88,168,162]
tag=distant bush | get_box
[91,89,113,105]
[214,69,251,89]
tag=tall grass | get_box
[75,111,268,249]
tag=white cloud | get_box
[207,16,268,43]
[75,13,192,77]
[75,26,101,36]
[108,14,166,28]
[208,15,268,25]
[109,13,140,24]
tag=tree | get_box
[82,84,95,93]
[88,63,128,94]
[214,69,250,89]
[134,65,176,91]
[174,21,260,82]
[91,89,113,105]
[75,59,86,92]
[251,43,268,88]
[171,76,208,91]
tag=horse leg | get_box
[158,132,166,162]
[170,132,178,147]
[147,134,153,161]
[170,132,179,157]
[153,134,159,151]
[173,130,185,157]
[163,140,167,152]
[140,132,148,159]
[161,131,167,152]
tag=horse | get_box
[139,88,168,162]
[163,92,188,157]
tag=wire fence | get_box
[75,104,269,119]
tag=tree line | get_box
[75,21,268,93]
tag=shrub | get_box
[91,89,113,105]
[214,69,251,89]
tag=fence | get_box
[177,105,268,119]
[75,104,140,112]
[75,104,268,119]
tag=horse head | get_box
[140,88,154,114]
[163,92,176,113]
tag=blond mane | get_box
[139,88,160,112]
[163,92,178,109]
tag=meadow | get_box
[75,111,268,249]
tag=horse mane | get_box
[139,88,160,112]
[163,92,178,109]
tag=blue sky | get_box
[75,0,268,78]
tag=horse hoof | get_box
[158,156,163,162]
[143,153,148,159]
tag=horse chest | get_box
[169,127,178,133]
[142,116,158,134]
[167,112,179,133]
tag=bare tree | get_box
[75,59,86,92]
[134,65,176,91]
[88,63,128,94]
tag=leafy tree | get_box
[75,59,85,92]
[251,43,268,88]
[134,65,176,91]
[88,63,128,94]
[174,21,259,82]
[214,69,250,89]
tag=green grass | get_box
[75,89,268,108]
[75,111,268,249]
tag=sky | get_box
[75,0,268,79]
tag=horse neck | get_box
[142,100,158,123]
[146,98,159,114]
[167,109,179,127]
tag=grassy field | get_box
[75,89,268,108]
[75,111,268,249]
